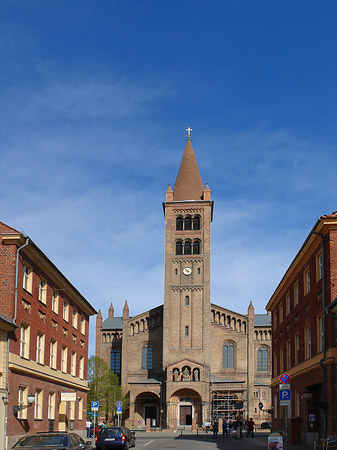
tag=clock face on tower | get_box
[183,267,192,276]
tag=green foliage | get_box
[87,356,128,420]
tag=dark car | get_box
[261,422,272,429]
[96,427,135,450]
[12,432,92,450]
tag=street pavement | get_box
[89,430,315,449]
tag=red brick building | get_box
[266,213,337,445]
[0,221,96,448]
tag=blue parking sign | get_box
[91,401,99,411]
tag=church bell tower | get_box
[163,130,213,372]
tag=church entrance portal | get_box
[170,388,202,428]
[180,405,192,425]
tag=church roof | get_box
[173,139,204,201]
[254,314,271,327]
[102,317,123,330]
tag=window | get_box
[295,390,300,416]
[50,339,57,369]
[20,323,30,359]
[286,340,291,369]
[48,392,55,420]
[141,343,153,369]
[79,356,84,379]
[280,346,284,373]
[36,332,45,364]
[38,278,46,304]
[304,267,310,295]
[279,302,284,324]
[71,351,77,376]
[294,281,299,306]
[176,240,183,255]
[63,300,69,322]
[274,395,278,419]
[81,316,86,335]
[295,333,300,365]
[18,386,27,419]
[185,295,190,306]
[193,239,200,255]
[72,309,78,329]
[176,216,183,230]
[305,325,311,359]
[257,347,269,371]
[52,290,59,314]
[317,314,324,353]
[273,351,278,376]
[185,326,189,336]
[192,215,200,230]
[286,293,291,316]
[184,216,192,230]
[69,401,75,421]
[222,342,234,369]
[184,240,192,255]
[110,350,121,377]
[34,389,43,419]
[61,346,68,373]
[78,397,83,420]
[316,250,323,282]
[23,264,32,292]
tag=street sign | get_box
[116,406,122,414]
[279,386,291,406]
[91,401,99,411]
[280,373,291,383]
[115,400,123,407]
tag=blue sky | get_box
[1,1,337,355]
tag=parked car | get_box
[261,422,272,429]
[12,432,92,450]
[96,427,136,449]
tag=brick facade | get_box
[266,215,337,444]
[0,222,96,448]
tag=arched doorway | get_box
[170,388,202,428]
[134,392,160,428]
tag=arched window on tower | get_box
[141,343,153,370]
[185,295,190,306]
[193,215,201,230]
[176,216,183,231]
[110,349,121,382]
[257,346,269,371]
[184,216,192,230]
[223,342,234,369]
[193,239,200,255]
[184,240,192,255]
[176,240,183,255]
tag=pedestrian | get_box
[205,420,210,433]
[228,420,233,437]
[247,418,255,437]
[212,421,218,439]
[86,418,92,438]
[222,420,228,438]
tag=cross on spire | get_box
[186,127,192,139]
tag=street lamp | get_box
[13,393,35,415]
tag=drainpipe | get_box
[313,231,327,439]
[3,237,29,450]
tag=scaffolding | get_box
[211,388,246,422]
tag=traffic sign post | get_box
[279,377,291,450]
[91,401,99,441]
[115,401,123,427]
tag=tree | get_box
[87,356,126,420]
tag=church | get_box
[95,132,271,429]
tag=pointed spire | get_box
[108,303,114,318]
[173,139,204,201]
[123,300,129,320]
[166,184,174,202]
